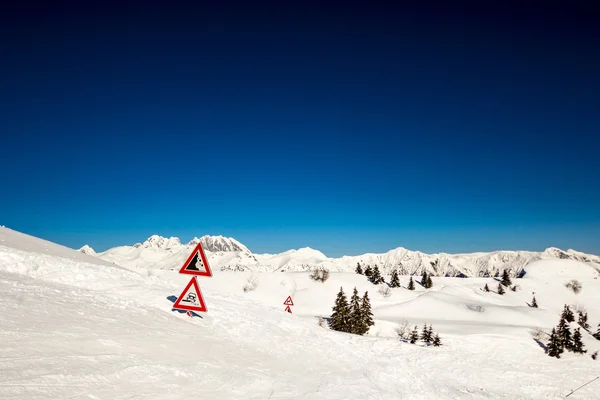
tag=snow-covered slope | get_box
[2,226,600,399]
[89,234,600,277]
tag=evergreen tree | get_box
[421,271,428,287]
[594,324,600,340]
[432,333,441,347]
[546,328,564,358]
[359,291,374,334]
[407,276,415,291]
[364,265,373,278]
[497,283,505,295]
[347,287,363,334]
[427,325,434,341]
[562,305,575,323]
[390,270,400,288]
[355,263,363,275]
[426,274,433,288]
[577,311,590,331]
[409,326,419,344]
[329,287,350,333]
[483,283,490,292]
[531,295,538,308]
[501,269,512,287]
[420,324,433,344]
[572,328,587,354]
[369,266,385,285]
[557,316,573,351]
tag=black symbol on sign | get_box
[186,252,204,271]
[182,293,198,305]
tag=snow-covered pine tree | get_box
[426,325,434,342]
[364,265,373,278]
[390,270,400,288]
[497,283,505,295]
[426,274,433,288]
[432,333,441,347]
[329,287,350,333]
[572,328,587,354]
[359,291,374,334]
[370,266,384,285]
[483,283,490,292]
[594,324,600,340]
[531,295,538,308]
[562,305,575,323]
[501,269,512,287]
[557,316,573,351]
[420,324,432,344]
[409,326,419,344]
[355,263,363,275]
[408,276,415,290]
[348,287,363,335]
[577,311,590,331]
[547,328,563,358]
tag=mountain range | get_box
[81,235,600,278]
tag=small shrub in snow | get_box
[565,279,582,294]
[531,328,547,341]
[243,275,258,292]
[483,283,490,292]
[510,284,520,292]
[310,267,330,283]
[378,285,391,298]
[591,351,598,360]
[396,319,411,340]
[317,317,326,328]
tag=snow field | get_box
[1,227,600,399]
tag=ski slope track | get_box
[90,234,600,278]
[1,226,600,399]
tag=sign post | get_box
[283,295,294,313]
[173,242,213,316]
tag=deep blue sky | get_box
[1,1,599,256]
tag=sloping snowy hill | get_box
[89,233,600,277]
[2,226,600,399]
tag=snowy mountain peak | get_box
[142,235,181,250]
[189,235,251,253]
[78,245,96,255]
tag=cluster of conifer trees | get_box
[403,324,442,346]
[482,269,518,295]
[329,287,374,335]
[546,305,589,358]
[355,262,430,290]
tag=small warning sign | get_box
[284,305,292,313]
[283,296,294,306]
[179,242,212,277]
[173,277,208,312]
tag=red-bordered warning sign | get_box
[283,295,294,306]
[179,242,212,277]
[284,305,292,313]
[173,277,208,312]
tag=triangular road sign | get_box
[179,242,212,277]
[173,277,208,312]
[283,295,294,306]
[284,305,292,313]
